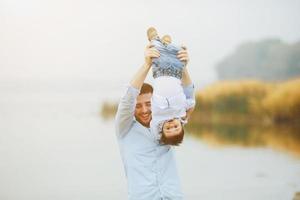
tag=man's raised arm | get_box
[182,67,195,120]
[178,47,196,120]
[115,45,159,138]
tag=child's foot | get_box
[147,27,158,41]
[161,35,172,45]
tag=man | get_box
[115,44,195,200]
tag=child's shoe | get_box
[161,35,172,45]
[147,27,159,41]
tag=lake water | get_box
[1,82,300,200]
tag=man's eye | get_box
[174,126,178,128]
[166,127,170,130]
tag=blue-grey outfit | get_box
[115,84,195,200]
[151,37,185,80]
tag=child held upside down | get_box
[147,27,195,145]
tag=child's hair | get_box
[159,127,184,146]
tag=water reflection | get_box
[100,101,300,158]
[186,123,300,158]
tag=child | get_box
[147,27,195,145]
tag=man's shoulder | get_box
[123,120,149,135]
[118,121,155,143]
[117,120,141,137]
[116,119,135,139]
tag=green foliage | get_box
[194,79,300,125]
[212,95,249,114]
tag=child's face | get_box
[162,118,183,137]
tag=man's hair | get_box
[159,128,185,146]
[140,83,153,95]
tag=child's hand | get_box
[144,44,160,66]
[177,46,189,66]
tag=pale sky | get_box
[1,0,300,86]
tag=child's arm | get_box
[185,107,195,121]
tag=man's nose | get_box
[141,105,148,113]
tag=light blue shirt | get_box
[115,84,195,200]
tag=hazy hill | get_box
[216,39,300,81]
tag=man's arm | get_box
[129,63,152,90]
[182,66,193,87]
[130,44,159,89]
[115,45,159,138]
[182,67,195,121]
[115,85,139,138]
[178,47,196,121]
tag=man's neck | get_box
[136,120,150,128]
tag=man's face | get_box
[134,93,152,127]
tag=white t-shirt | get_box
[150,76,189,140]
[153,76,183,97]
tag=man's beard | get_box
[136,115,151,128]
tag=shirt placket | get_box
[155,146,164,199]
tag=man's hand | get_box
[177,46,189,66]
[130,44,159,89]
[144,44,160,66]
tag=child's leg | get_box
[147,27,159,41]
[161,35,172,45]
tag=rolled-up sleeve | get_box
[115,85,140,138]
[183,83,196,110]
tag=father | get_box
[115,44,195,200]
